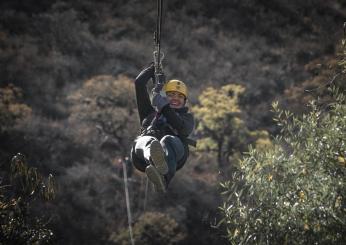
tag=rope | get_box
[154,0,164,74]
[121,159,135,245]
[143,176,149,211]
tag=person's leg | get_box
[145,165,166,192]
[160,135,185,185]
[134,135,156,164]
[149,140,168,174]
[134,135,167,192]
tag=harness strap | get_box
[185,137,197,147]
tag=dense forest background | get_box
[0,0,345,244]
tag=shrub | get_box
[0,153,56,244]
[110,211,187,245]
[220,86,346,244]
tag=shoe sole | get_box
[145,165,166,193]
[150,140,168,175]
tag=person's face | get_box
[166,91,186,109]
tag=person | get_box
[130,63,195,192]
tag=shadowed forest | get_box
[1,0,345,244]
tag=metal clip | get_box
[153,50,165,74]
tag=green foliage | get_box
[0,153,56,244]
[192,84,271,167]
[220,87,346,244]
[193,84,245,132]
[110,211,186,245]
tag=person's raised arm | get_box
[134,64,155,123]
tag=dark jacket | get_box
[131,65,195,172]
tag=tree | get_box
[0,153,56,244]
[192,84,271,168]
[219,86,346,244]
[68,74,138,157]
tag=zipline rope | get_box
[143,175,149,211]
[122,159,135,245]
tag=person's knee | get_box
[134,148,144,157]
[135,136,156,148]
[160,135,180,146]
[160,135,185,159]
[134,136,156,153]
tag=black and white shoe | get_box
[149,140,168,175]
[145,165,166,193]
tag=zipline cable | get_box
[152,0,165,126]
[154,0,164,75]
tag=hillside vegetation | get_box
[0,0,345,244]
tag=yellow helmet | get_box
[164,79,188,98]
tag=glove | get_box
[151,92,169,112]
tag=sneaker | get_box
[145,165,166,193]
[149,140,168,175]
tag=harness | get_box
[140,110,196,146]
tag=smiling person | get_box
[130,63,195,192]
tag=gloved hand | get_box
[151,92,169,112]
[151,72,169,111]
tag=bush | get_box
[110,211,187,245]
[219,86,346,244]
[0,153,56,244]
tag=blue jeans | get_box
[134,135,185,184]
